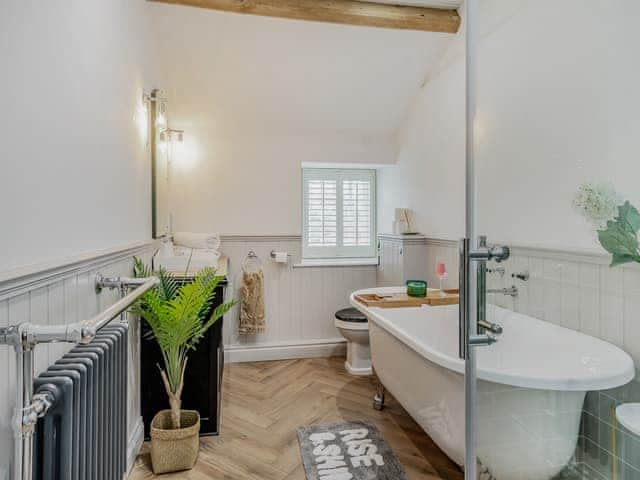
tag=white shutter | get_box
[342,179,372,247]
[307,179,337,247]
[303,169,376,259]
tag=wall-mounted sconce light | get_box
[166,129,185,162]
[157,128,185,160]
[168,129,184,144]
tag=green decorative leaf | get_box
[610,253,638,267]
[598,222,638,257]
[617,201,640,234]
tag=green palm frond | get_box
[133,256,151,278]
[132,261,237,398]
[156,267,179,301]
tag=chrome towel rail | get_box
[95,274,150,293]
[0,274,158,480]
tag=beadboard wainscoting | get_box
[0,242,156,478]
[219,235,377,362]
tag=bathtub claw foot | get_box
[373,383,385,411]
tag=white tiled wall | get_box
[486,248,640,368]
[220,236,377,360]
[0,244,155,478]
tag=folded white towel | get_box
[173,232,221,250]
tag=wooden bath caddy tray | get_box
[354,289,459,308]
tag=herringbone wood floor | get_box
[129,357,463,480]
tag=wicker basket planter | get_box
[150,410,200,474]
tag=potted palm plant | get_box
[132,258,235,474]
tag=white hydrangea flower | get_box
[574,182,624,230]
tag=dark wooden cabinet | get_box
[141,280,227,438]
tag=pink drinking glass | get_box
[436,261,447,295]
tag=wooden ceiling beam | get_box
[148,0,461,34]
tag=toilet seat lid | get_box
[335,307,367,323]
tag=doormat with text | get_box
[297,421,408,480]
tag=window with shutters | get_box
[302,168,376,259]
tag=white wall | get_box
[0,0,158,272]
[170,131,395,234]
[148,3,452,236]
[378,36,466,239]
[0,1,159,477]
[475,0,640,250]
[381,0,640,251]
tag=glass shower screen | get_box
[466,1,640,479]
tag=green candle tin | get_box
[406,280,427,297]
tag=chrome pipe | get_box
[12,349,23,480]
[95,274,148,324]
[21,276,158,345]
[20,348,33,480]
[80,276,158,340]
[13,348,58,480]
[13,347,34,480]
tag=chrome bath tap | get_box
[487,286,518,297]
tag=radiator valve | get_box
[20,390,56,434]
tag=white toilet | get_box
[334,307,372,376]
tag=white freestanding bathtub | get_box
[351,287,635,480]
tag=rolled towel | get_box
[173,232,221,250]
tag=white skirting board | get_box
[225,338,346,363]
[126,416,145,475]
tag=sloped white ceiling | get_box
[148,3,454,136]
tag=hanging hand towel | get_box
[239,270,266,334]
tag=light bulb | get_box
[156,110,167,132]
[158,131,168,155]
[174,132,184,158]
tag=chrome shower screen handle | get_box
[459,239,470,360]
[459,236,509,359]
